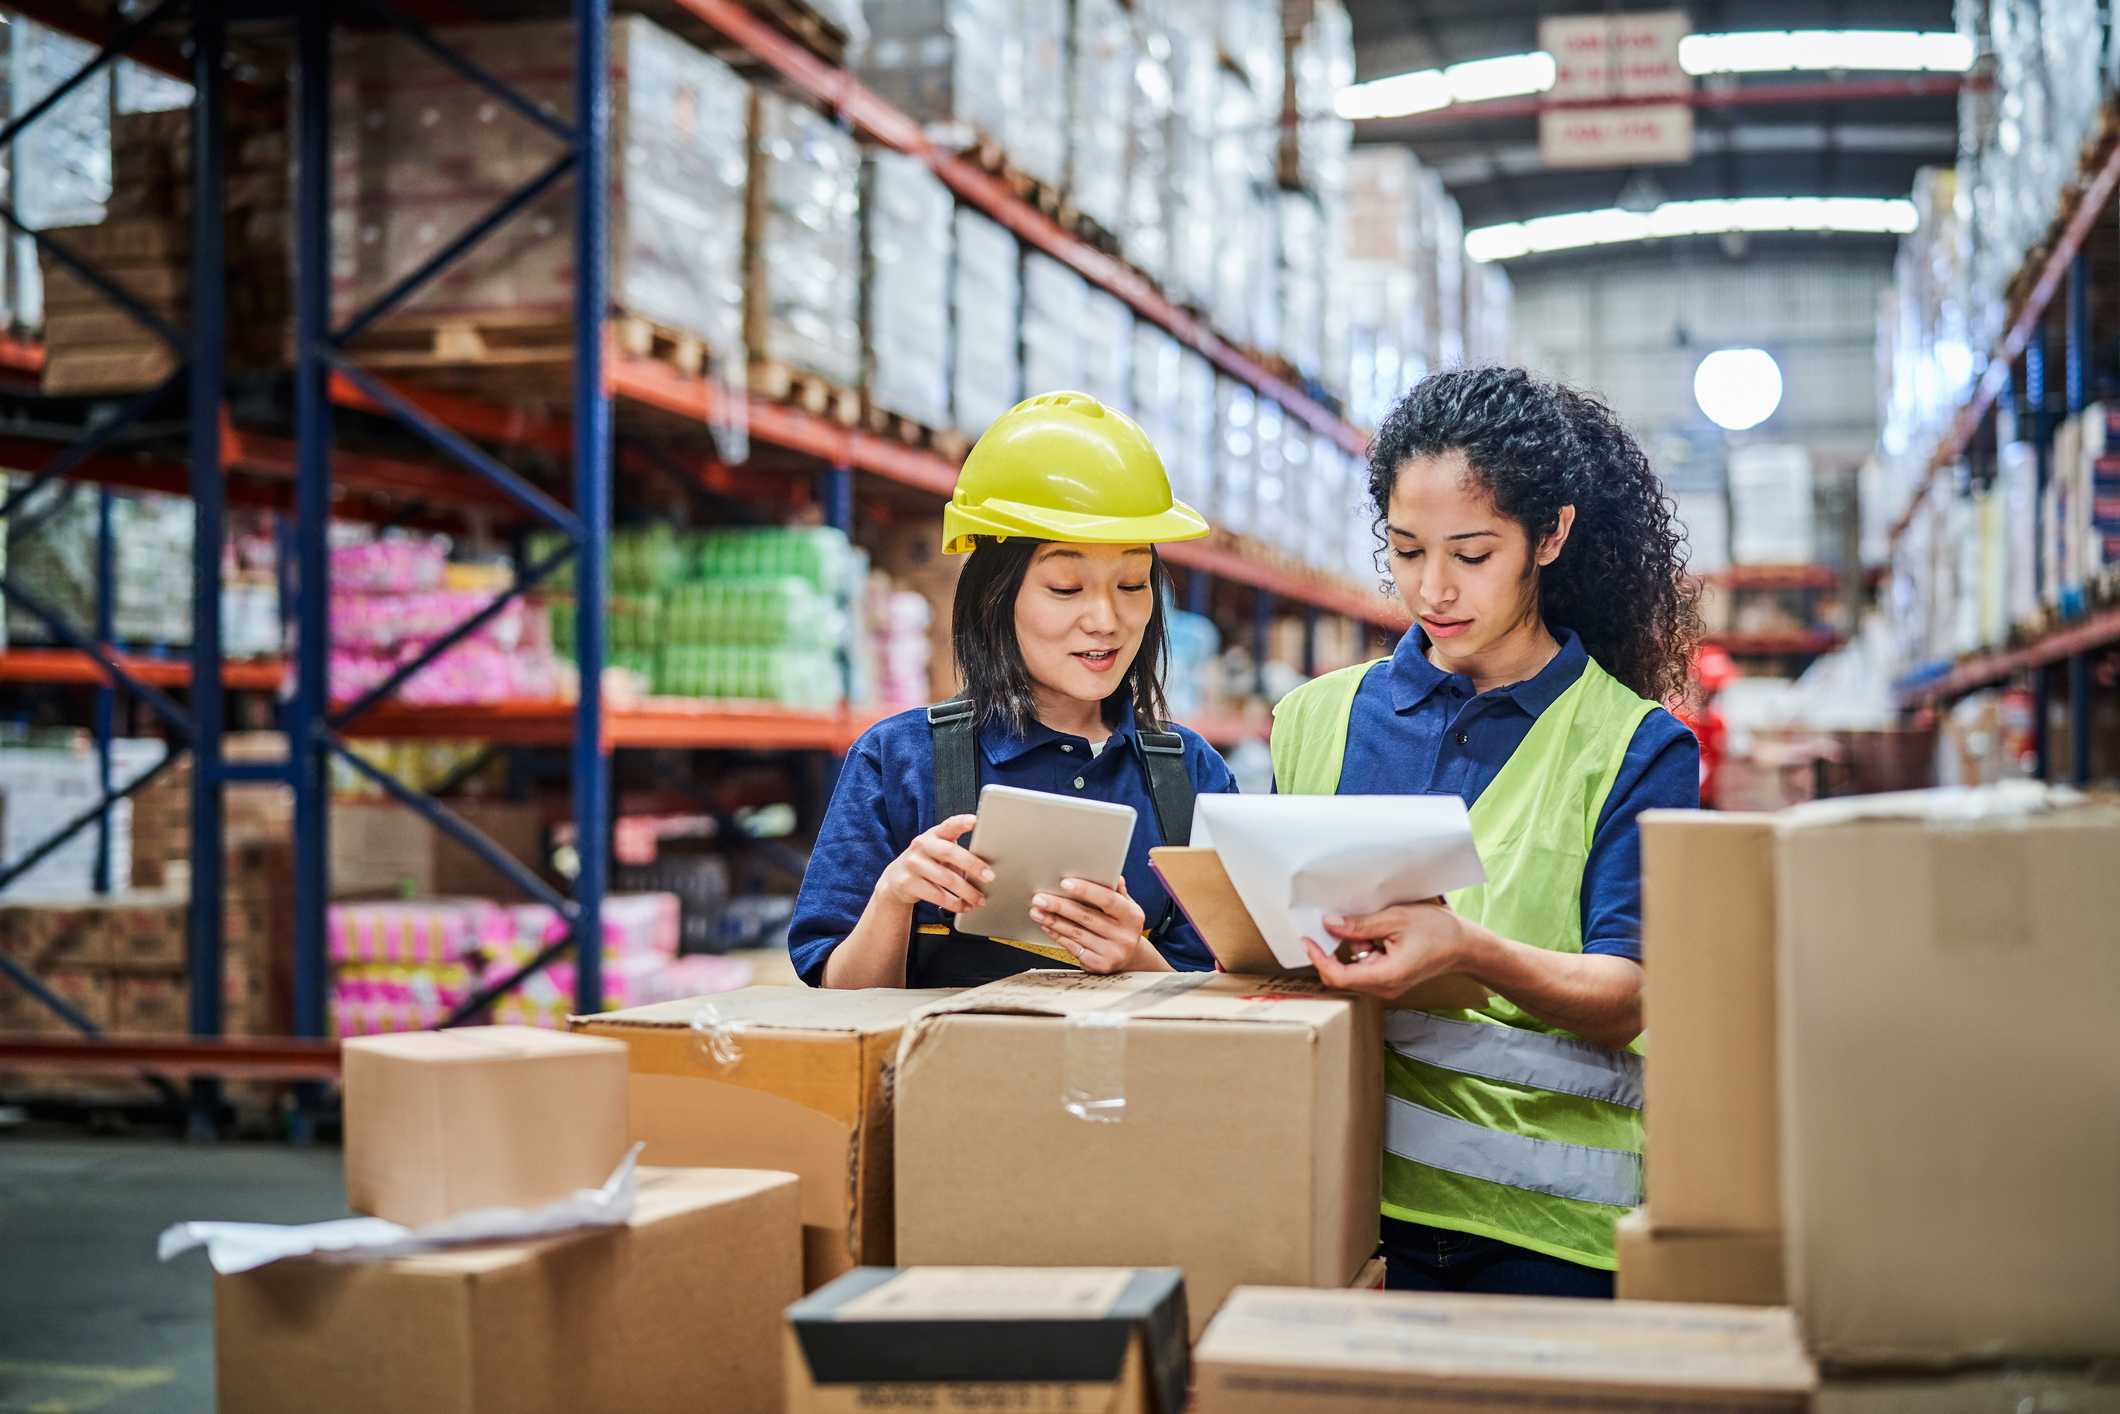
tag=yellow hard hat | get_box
[942,391,1210,554]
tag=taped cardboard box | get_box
[1193,1287,1815,1414]
[1774,793,2120,1363]
[893,971,1383,1339]
[1637,812,1782,1235]
[573,986,956,1291]
[1617,1208,1785,1306]
[343,1026,630,1227]
[785,1266,1188,1414]
[217,1166,801,1414]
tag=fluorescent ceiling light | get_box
[1464,197,1919,261]
[1679,30,1974,74]
[1335,51,1554,120]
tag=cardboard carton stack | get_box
[219,1026,801,1414]
[746,89,862,408]
[39,107,288,396]
[1634,790,2120,1396]
[891,971,1384,1339]
[574,985,954,1291]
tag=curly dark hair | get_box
[1366,367,1700,703]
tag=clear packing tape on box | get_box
[157,1143,645,1274]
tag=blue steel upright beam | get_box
[93,488,115,894]
[2067,252,2089,415]
[187,0,228,1136]
[572,0,612,1016]
[290,5,333,1046]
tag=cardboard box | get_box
[110,969,190,1035]
[1816,1370,2120,1414]
[1193,1287,1815,1414]
[1617,1208,1785,1306]
[330,799,547,900]
[573,986,956,1291]
[785,1267,1188,1414]
[1149,846,1490,1009]
[343,1026,630,1227]
[1638,812,1781,1234]
[0,967,111,1033]
[1775,796,2120,1363]
[893,972,1383,1338]
[217,1166,801,1414]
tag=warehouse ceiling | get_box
[1346,0,1962,234]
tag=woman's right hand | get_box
[872,814,991,914]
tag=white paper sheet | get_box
[158,1143,645,1275]
[1193,795,1487,968]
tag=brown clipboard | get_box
[1149,846,1493,1011]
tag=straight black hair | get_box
[951,537,1175,737]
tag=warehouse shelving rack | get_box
[1887,125,2120,784]
[0,0,1391,1098]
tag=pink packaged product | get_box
[327,899,514,964]
[330,536,447,594]
[489,950,754,1028]
[331,590,524,653]
[497,893,680,965]
[333,996,452,1036]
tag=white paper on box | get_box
[1192,795,1485,968]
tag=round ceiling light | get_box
[1693,348,1783,431]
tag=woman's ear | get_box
[1537,505,1577,567]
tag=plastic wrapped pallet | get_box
[1277,421,1314,564]
[862,149,953,431]
[1021,250,1087,398]
[858,0,1013,157]
[1160,9,1220,311]
[9,17,111,328]
[333,18,748,384]
[1210,61,1274,348]
[1172,348,1219,515]
[1013,0,1071,191]
[1120,15,1172,286]
[1278,190,1326,380]
[1079,287,1133,414]
[1341,147,1432,422]
[1304,434,1353,574]
[1213,0,1284,125]
[747,89,862,390]
[1067,0,1135,236]
[1463,260,1514,366]
[1254,399,1291,553]
[4,481,194,648]
[950,206,1021,435]
[1421,167,1465,370]
[1283,0,1355,194]
[1216,376,1259,537]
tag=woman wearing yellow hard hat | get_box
[789,392,1238,989]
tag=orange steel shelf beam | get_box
[339,697,897,753]
[665,0,1367,459]
[0,648,284,690]
[1896,605,2120,707]
[0,1032,341,1078]
[1707,630,1843,656]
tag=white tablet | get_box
[951,783,1138,952]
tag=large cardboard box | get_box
[343,1026,630,1227]
[1193,1287,1815,1414]
[1775,795,2120,1363]
[329,800,546,901]
[1816,1370,2120,1414]
[893,972,1383,1338]
[573,986,955,1291]
[785,1267,1189,1414]
[1617,1208,1785,1306]
[216,1166,801,1414]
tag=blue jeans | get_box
[1380,1216,1614,1298]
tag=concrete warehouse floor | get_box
[0,1119,347,1414]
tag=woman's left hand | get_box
[1302,900,1472,999]
[1031,876,1158,973]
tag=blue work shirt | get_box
[1324,627,1699,961]
[790,699,1239,985]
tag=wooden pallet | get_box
[856,400,975,463]
[749,358,860,425]
[737,0,852,67]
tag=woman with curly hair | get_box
[1271,367,1701,1298]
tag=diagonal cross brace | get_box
[0,578,194,732]
[0,748,185,899]
[343,0,580,147]
[0,369,191,523]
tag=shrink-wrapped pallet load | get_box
[331,18,748,388]
[949,206,1022,436]
[1067,0,1135,236]
[1079,287,1134,414]
[1020,250,1087,398]
[747,89,863,397]
[861,149,954,433]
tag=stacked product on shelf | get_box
[1066,0,1137,239]
[1079,288,1135,414]
[949,205,1022,436]
[1020,250,1088,398]
[858,0,1014,164]
[1158,5,1219,312]
[1872,169,1974,551]
[332,17,749,392]
[746,89,863,412]
[860,149,954,437]
[329,533,564,706]
[547,524,863,708]
[38,104,290,396]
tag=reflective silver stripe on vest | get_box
[1386,1011,1645,1111]
[1385,1094,1644,1209]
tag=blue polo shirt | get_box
[790,700,1238,985]
[1323,627,1699,961]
